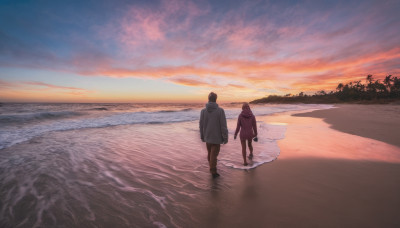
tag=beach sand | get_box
[197,104,400,228]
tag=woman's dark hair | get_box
[242,102,250,110]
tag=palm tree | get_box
[366,74,374,85]
[336,83,344,92]
[392,77,400,94]
[366,75,375,92]
[352,80,363,92]
[374,80,386,93]
[383,75,392,91]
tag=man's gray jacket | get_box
[199,102,228,144]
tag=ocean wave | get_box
[0,111,196,149]
[0,111,84,124]
[90,107,108,111]
[157,108,192,113]
[0,104,333,150]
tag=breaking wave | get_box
[0,111,83,125]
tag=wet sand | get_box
[293,104,400,147]
[202,159,400,228]
[198,105,400,227]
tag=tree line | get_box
[251,75,400,104]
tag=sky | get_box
[0,0,399,103]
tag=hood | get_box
[206,102,219,112]
[240,108,253,118]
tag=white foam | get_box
[219,123,285,170]
[153,221,167,228]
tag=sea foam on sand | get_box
[219,122,286,169]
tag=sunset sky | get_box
[0,0,399,103]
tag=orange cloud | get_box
[0,80,96,102]
[227,84,247,89]
[168,77,216,87]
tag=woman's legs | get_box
[248,140,253,159]
[240,139,248,166]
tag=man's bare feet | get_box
[248,153,253,159]
[244,162,248,166]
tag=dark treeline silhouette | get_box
[251,75,400,104]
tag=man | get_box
[199,92,228,178]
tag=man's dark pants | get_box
[206,143,220,174]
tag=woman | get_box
[234,103,257,166]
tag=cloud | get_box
[0,80,93,96]
[168,77,217,87]
[80,65,234,79]
[24,81,90,92]
[227,84,247,89]
[116,0,208,47]
[0,79,16,89]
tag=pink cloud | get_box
[0,79,16,88]
[117,0,208,47]
[24,81,90,92]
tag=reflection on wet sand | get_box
[262,111,400,163]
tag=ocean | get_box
[0,103,332,227]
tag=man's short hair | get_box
[208,92,217,102]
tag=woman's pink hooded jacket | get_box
[234,105,257,140]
